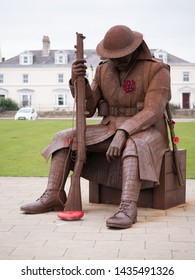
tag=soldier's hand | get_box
[106,130,127,162]
[71,59,87,84]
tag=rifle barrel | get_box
[64,33,86,212]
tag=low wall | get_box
[173,109,195,118]
[0,109,195,119]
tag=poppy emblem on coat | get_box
[123,80,136,93]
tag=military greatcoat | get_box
[41,42,171,184]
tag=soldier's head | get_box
[96,25,143,59]
[96,25,143,71]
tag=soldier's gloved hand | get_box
[71,59,87,85]
[106,130,127,162]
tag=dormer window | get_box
[19,51,33,65]
[58,56,64,64]
[153,50,168,63]
[55,50,68,64]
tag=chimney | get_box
[42,36,50,57]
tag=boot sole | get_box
[106,219,137,229]
[20,205,64,214]
[106,222,133,229]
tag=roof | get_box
[167,53,190,64]
[0,48,191,68]
[151,49,190,64]
[0,49,101,68]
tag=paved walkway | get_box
[0,177,195,260]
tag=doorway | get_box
[182,92,190,109]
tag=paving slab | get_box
[0,177,195,260]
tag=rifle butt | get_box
[64,161,83,211]
[173,147,185,188]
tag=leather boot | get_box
[106,156,141,229]
[106,201,137,229]
[20,149,71,214]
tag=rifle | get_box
[64,33,86,214]
[166,103,185,187]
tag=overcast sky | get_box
[0,0,195,62]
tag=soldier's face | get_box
[110,53,133,71]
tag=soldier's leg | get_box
[20,148,72,214]
[106,139,141,229]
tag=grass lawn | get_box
[174,121,195,179]
[0,119,98,177]
[0,119,194,178]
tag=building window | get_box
[158,55,163,60]
[18,89,34,107]
[55,51,68,64]
[55,94,67,106]
[54,89,68,107]
[58,74,64,83]
[153,50,167,63]
[23,74,29,83]
[58,56,63,63]
[21,94,31,107]
[58,94,64,105]
[19,52,33,65]
[23,56,28,63]
[0,74,4,83]
[183,72,189,82]
[0,88,8,98]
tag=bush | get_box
[0,98,19,112]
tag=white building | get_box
[170,63,195,109]
[0,37,195,111]
[0,36,98,111]
[152,49,195,109]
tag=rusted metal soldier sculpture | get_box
[21,25,172,229]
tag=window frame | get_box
[23,74,29,84]
[58,73,64,83]
[183,72,190,82]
